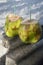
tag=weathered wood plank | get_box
[2,33,24,49]
[5,39,43,65]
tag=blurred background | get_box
[0,0,43,35]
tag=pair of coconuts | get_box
[4,14,42,44]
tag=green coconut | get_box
[4,14,23,37]
[19,19,41,44]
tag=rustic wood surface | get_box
[6,39,43,65]
[2,34,24,49]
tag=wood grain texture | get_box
[2,33,24,49]
[6,39,43,65]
